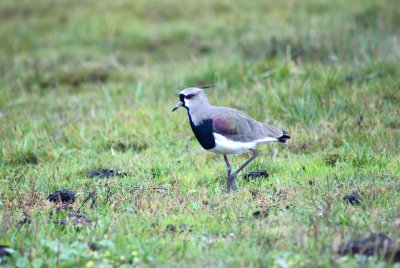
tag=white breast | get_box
[208,133,256,154]
[208,133,279,155]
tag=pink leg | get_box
[223,155,233,192]
[229,149,258,192]
[232,149,258,177]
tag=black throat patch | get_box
[188,113,216,150]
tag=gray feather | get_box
[206,106,284,142]
[178,87,289,143]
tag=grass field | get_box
[1,0,400,267]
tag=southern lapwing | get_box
[172,87,290,192]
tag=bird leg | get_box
[224,150,258,193]
[223,155,234,193]
[229,149,258,191]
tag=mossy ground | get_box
[0,0,399,267]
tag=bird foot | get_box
[227,174,238,193]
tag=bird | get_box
[172,87,290,192]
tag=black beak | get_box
[172,101,184,112]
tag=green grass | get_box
[1,0,400,267]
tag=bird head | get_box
[172,87,210,112]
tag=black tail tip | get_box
[278,130,291,143]
[277,137,288,143]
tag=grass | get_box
[0,0,400,267]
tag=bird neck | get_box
[186,103,210,126]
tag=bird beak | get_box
[172,101,184,112]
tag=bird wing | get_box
[210,107,284,142]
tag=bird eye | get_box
[185,94,195,100]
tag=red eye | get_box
[185,94,195,100]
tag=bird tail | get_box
[277,130,291,144]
